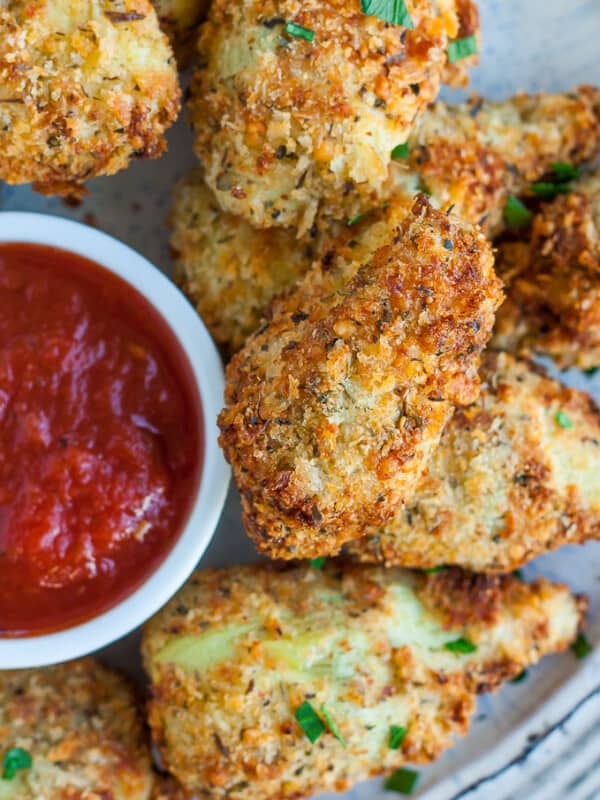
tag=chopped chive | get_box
[384,767,419,794]
[388,725,407,749]
[294,701,325,743]
[447,34,478,64]
[503,196,533,229]
[571,633,592,660]
[550,162,581,182]
[512,569,524,580]
[347,201,389,227]
[510,669,528,684]
[284,21,315,42]
[585,367,600,377]
[347,212,367,227]
[320,705,347,747]
[360,0,414,29]
[309,557,326,569]
[391,142,410,160]
[423,566,444,574]
[2,748,32,780]
[555,410,573,429]
[531,181,572,200]
[445,637,477,654]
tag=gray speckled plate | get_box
[1,2,599,798]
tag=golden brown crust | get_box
[493,169,600,369]
[391,85,600,235]
[170,89,600,358]
[143,562,583,800]
[0,658,154,799]
[170,168,330,355]
[189,0,478,233]
[218,197,502,559]
[347,351,600,572]
[152,0,209,66]
[0,0,181,197]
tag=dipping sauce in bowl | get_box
[0,242,203,637]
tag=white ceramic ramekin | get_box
[0,212,230,669]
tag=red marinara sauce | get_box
[0,243,203,637]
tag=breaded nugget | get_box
[152,0,209,65]
[143,562,585,800]
[390,86,600,235]
[0,658,153,799]
[170,168,330,354]
[0,0,180,197]
[174,88,600,356]
[218,197,502,559]
[493,169,600,369]
[347,352,600,572]
[189,0,478,233]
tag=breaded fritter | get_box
[170,168,330,354]
[189,0,478,233]
[218,197,502,559]
[152,0,209,65]
[0,658,154,799]
[143,562,585,800]
[0,0,180,197]
[391,85,600,235]
[174,88,600,355]
[347,352,600,572]
[493,168,600,370]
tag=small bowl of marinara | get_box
[0,212,230,668]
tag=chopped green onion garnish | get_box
[388,725,407,749]
[550,162,581,182]
[384,767,419,794]
[2,748,32,780]
[391,142,410,160]
[585,367,600,377]
[510,669,528,684]
[320,705,347,747]
[445,637,477,654]
[309,557,326,569]
[447,34,478,64]
[512,569,524,580]
[503,196,533,229]
[423,566,444,574]
[361,0,414,29]
[284,21,315,42]
[295,701,325,743]
[571,633,592,660]
[555,410,573,429]
[531,182,572,199]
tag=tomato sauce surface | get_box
[0,243,203,636]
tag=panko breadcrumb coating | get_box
[143,562,585,800]
[493,168,600,370]
[391,85,600,235]
[189,0,479,233]
[152,0,209,65]
[174,88,600,356]
[170,168,331,354]
[0,658,154,800]
[218,197,503,559]
[347,352,600,572]
[0,0,181,197]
